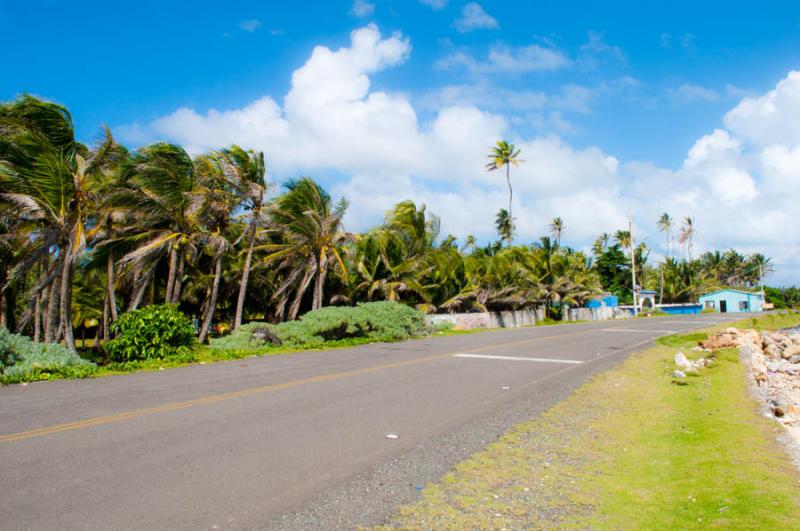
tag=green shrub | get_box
[210,301,427,352]
[0,327,96,384]
[106,304,196,362]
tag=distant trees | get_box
[0,95,781,353]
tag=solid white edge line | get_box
[453,353,584,364]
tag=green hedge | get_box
[106,304,197,362]
[212,301,428,351]
[0,327,97,384]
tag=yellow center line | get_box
[0,324,615,444]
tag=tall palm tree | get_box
[0,96,121,351]
[264,178,350,320]
[657,213,672,303]
[495,209,513,245]
[486,141,522,245]
[678,216,695,261]
[214,145,268,331]
[549,217,564,246]
[657,213,672,259]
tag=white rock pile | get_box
[704,327,800,434]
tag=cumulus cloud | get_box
[118,27,800,285]
[453,2,498,32]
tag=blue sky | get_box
[2,1,800,284]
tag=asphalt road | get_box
[0,313,747,530]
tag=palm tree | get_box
[678,216,695,261]
[109,143,200,307]
[495,209,513,245]
[214,145,268,331]
[486,141,522,245]
[657,213,672,303]
[614,230,631,250]
[463,234,477,254]
[264,178,350,320]
[549,217,564,246]
[0,95,121,351]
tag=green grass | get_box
[382,313,800,529]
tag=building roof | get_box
[699,288,762,298]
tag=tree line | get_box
[0,96,783,353]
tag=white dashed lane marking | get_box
[602,328,677,333]
[453,354,584,364]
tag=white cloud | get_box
[419,0,447,9]
[669,83,719,105]
[724,71,800,147]
[436,43,569,74]
[239,19,261,32]
[453,2,498,33]
[351,0,375,18]
[119,27,800,286]
[579,31,624,68]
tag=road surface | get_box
[0,313,746,530]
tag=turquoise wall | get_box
[698,290,763,313]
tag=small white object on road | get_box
[385,434,399,439]
[501,386,511,390]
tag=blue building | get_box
[698,289,763,313]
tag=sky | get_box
[2,0,800,285]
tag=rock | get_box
[789,355,800,364]
[673,370,687,378]
[250,326,282,346]
[770,398,788,417]
[782,345,800,360]
[674,352,691,368]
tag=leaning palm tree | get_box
[486,141,522,245]
[214,145,268,330]
[109,143,200,307]
[263,178,350,320]
[0,95,122,351]
[495,209,513,246]
[549,217,564,246]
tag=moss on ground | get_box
[379,313,800,529]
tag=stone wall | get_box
[425,309,539,330]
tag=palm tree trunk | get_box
[289,270,313,321]
[33,289,42,342]
[171,250,185,304]
[107,254,118,322]
[165,247,177,303]
[198,256,222,344]
[44,272,60,343]
[312,255,327,310]
[102,290,110,341]
[59,242,77,352]
[128,267,154,311]
[506,164,513,246]
[233,219,257,330]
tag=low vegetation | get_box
[382,313,800,529]
[211,301,427,352]
[0,327,96,384]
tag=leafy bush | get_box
[0,327,96,384]
[210,301,427,352]
[106,304,196,362]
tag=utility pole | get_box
[629,210,639,318]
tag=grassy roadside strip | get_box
[379,312,800,530]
